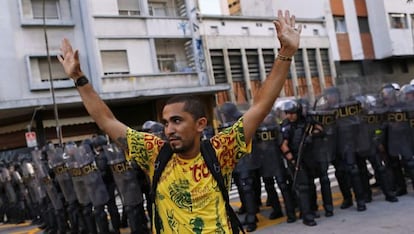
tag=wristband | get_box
[276,54,292,61]
[74,76,89,87]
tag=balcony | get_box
[101,73,199,93]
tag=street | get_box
[1,168,414,234]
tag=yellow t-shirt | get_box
[126,118,251,234]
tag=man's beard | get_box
[169,139,194,154]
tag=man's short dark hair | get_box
[165,95,206,120]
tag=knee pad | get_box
[240,178,255,192]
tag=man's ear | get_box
[196,117,208,132]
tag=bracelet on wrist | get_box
[74,76,89,87]
[275,54,292,61]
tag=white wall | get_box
[367,0,414,58]
[343,0,364,60]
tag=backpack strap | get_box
[150,143,173,234]
[200,140,245,234]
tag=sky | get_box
[198,0,221,15]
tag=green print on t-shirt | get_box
[190,216,204,234]
[169,179,192,211]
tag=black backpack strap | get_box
[150,143,173,234]
[200,140,245,234]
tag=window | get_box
[358,17,370,33]
[30,56,68,82]
[210,26,219,36]
[149,2,167,16]
[334,16,347,33]
[241,27,249,36]
[157,55,176,72]
[268,27,275,36]
[31,0,59,19]
[101,51,130,75]
[389,13,407,29]
[117,0,140,16]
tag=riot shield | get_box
[65,144,91,205]
[308,109,336,162]
[253,112,284,178]
[77,144,109,207]
[355,95,386,156]
[31,149,64,210]
[47,146,78,203]
[21,161,44,204]
[105,145,143,206]
[1,167,17,203]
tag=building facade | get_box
[200,0,336,110]
[0,0,229,151]
[325,0,414,91]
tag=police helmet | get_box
[281,100,302,116]
[142,120,164,133]
[82,138,94,149]
[391,82,401,91]
[93,135,108,147]
[399,84,414,102]
[220,102,242,122]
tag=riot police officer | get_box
[219,102,261,232]
[100,138,150,234]
[46,143,87,234]
[254,111,285,220]
[308,100,336,217]
[65,141,111,234]
[280,99,320,226]
[381,84,414,196]
[91,136,122,234]
[323,87,367,212]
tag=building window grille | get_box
[307,49,318,77]
[320,49,331,76]
[246,49,260,81]
[210,49,226,84]
[228,49,243,82]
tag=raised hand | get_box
[273,10,301,57]
[57,38,84,79]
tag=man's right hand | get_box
[57,38,84,80]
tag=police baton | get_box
[291,122,313,190]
